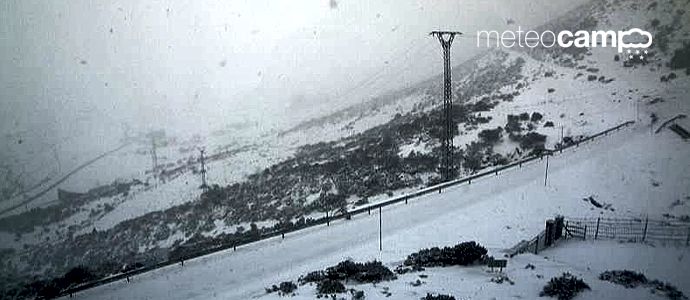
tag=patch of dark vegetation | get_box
[491,274,515,285]
[478,127,503,144]
[299,260,395,297]
[510,132,547,151]
[324,260,396,283]
[403,241,487,269]
[422,293,456,300]
[350,289,365,299]
[669,43,690,73]
[599,270,688,300]
[17,266,99,299]
[531,112,543,122]
[544,121,555,128]
[540,273,590,300]
[316,279,346,295]
[599,270,647,288]
[266,281,298,296]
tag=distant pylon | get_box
[430,31,462,182]
[199,149,208,190]
[150,136,158,176]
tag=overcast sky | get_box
[0,0,588,165]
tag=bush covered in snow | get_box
[326,260,396,283]
[403,241,487,268]
[266,281,298,296]
[599,270,647,288]
[540,273,590,300]
[599,270,687,300]
[422,293,456,300]
[316,279,346,295]
[299,260,395,297]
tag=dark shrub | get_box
[599,270,647,288]
[531,112,543,122]
[422,293,456,300]
[404,241,487,268]
[669,43,690,71]
[279,281,297,295]
[540,273,590,300]
[36,281,61,299]
[325,260,396,283]
[519,132,547,150]
[299,270,325,284]
[351,289,365,300]
[547,88,556,93]
[519,112,530,121]
[544,121,555,127]
[505,115,522,133]
[648,280,687,300]
[478,127,503,144]
[266,281,297,295]
[62,266,97,287]
[316,279,346,294]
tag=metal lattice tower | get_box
[199,149,208,190]
[430,31,461,181]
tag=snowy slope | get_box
[3,1,690,295]
[66,121,690,300]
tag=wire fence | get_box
[565,217,690,245]
[507,215,690,259]
[55,120,636,298]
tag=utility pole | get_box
[199,149,208,190]
[544,154,550,186]
[379,206,382,251]
[430,31,462,182]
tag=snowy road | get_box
[70,123,690,300]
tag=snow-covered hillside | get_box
[68,119,690,300]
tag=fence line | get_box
[507,215,690,259]
[565,216,690,244]
[56,120,636,298]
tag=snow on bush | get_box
[599,270,688,300]
[540,272,590,300]
[403,241,488,268]
[421,293,456,300]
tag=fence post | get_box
[555,216,564,240]
[642,217,648,242]
[565,221,569,238]
[583,225,587,240]
[595,217,600,240]
[534,235,539,254]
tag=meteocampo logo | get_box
[476,27,653,54]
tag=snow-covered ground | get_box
[67,119,690,299]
